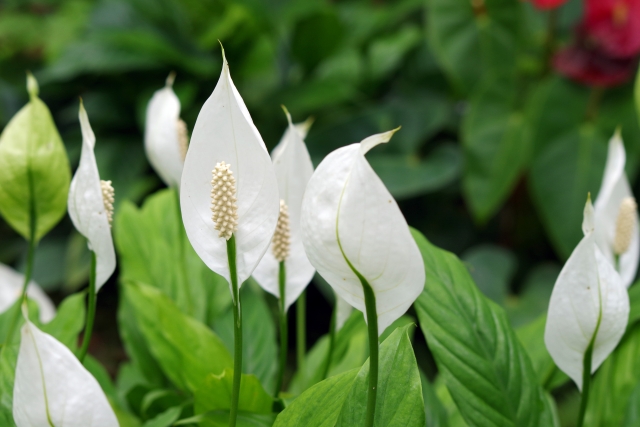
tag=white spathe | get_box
[13,320,119,427]
[594,131,639,287]
[0,263,55,323]
[180,48,279,291]
[145,74,185,188]
[253,110,315,311]
[67,102,116,291]
[545,198,629,391]
[300,129,425,335]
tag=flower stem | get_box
[3,235,36,348]
[576,340,595,427]
[78,251,97,363]
[227,235,242,427]
[274,261,287,396]
[361,277,379,427]
[321,302,337,380]
[296,290,306,374]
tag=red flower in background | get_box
[585,0,640,58]
[531,0,569,10]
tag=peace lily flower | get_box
[594,131,639,287]
[145,73,188,188]
[180,46,278,426]
[13,314,118,427]
[68,101,116,290]
[0,263,55,323]
[545,196,629,392]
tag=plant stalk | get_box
[78,251,97,362]
[227,235,242,427]
[274,261,287,396]
[321,302,337,380]
[361,278,379,427]
[576,341,595,427]
[296,290,306,373]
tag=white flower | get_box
[144,73,188,189]
[300,129,425,335]
[13,318,118,427]
[253,109,315,311]
[180,48,279,291]
[67,102,116,291]
[0,263,55,323]
[545,197,629,390]
[594,131,639,287]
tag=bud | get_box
[176,118,189,161]
[272,200,291,262]
[210,161,239,240]
[100,180,115,227]
[614,197,637,255]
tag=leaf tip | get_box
[166,71,177,87]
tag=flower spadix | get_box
[180,48,279,290]
[67,102,116,290]
[0,263,55,323]
[145,73,188,188]
[253,109,315,310]
[594,131,639,287]
[13,315,118,427]
[545,197,629,390]
[300,129,425,334]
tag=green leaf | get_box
[420,372,448,427]
[628,283,640,327]
[367,25,421,80]
[461,244,517,304]
[114,189,231,323]
[194,368,273,415]
[412,228,549,427]
[123,281,233,393]
[40,291,86,350]
[141,406,182,427]
[178,411,276,427]
[622,383,640,427]
[0,344,18,427]
[212,282,277,392]
[0,75,70,242]
[291,9,344,73]
[634,66,640,129]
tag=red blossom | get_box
[553,41,636,86]
[585,0,640,57]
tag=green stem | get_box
[321,302,337,380]
[576,341,595,427]
[274,261,287,396]
[227,235,242,427]
[78,251,97,362]
[296,290,306,374]
[361,277,379,427]
[3,236,37,348]
[174,188,193,316]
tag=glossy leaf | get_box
[194,368,272,415]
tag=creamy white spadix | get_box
[594,131,639,287]
[145,73,188,188]
[13,319,119,427]
[67,102,116,290]
[300,130,425,334]
[253,110,315,311]
[545,198,629,390]
[180,49,279,290]
[0,263,55,323]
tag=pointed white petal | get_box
[300,131,425,335]
[270,116,314,162]
[594,132,639,287]
[335,293,352,331]
[181,51,279,289]
[253,110,315,311]
[0,263,55,323]
[145,77,185,188]
[545,200,629,390]
[13,321,119,427]
[68,103,116,290]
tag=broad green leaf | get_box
[420,372,448,427]
[462,79,531,222]
[412,228,549,427]
[434,378,468,427]
[0,75,70,241]
[141,406,182,427]
[40,291,85,350]
[367,25,421,80]
[213,281,277,392]
[194,368,273,415]
[336,326,425,427]
[0,344,18,427]
[177,411,276,427]
[622,383,640,427]
[123,281,233,393]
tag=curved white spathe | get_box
[67,102,116,291]
[13,319,119,427]
[145,74,185,189]
[253,109,316,311]
[300,129,425,335]
[545,198,629,390]
[594,131,639,287]
[180,48,279,292]
[0,263,55,323]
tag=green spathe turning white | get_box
[180,48,279,291]
[594,131,639,287]
[300,130,425,335]
[13,318,119,426]
[67,102,116,290]
[0,263,55,323]
[253,109,315,311]
[145,73,187,188]
[544,197,629,391]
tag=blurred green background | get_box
[0,0,638,398]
